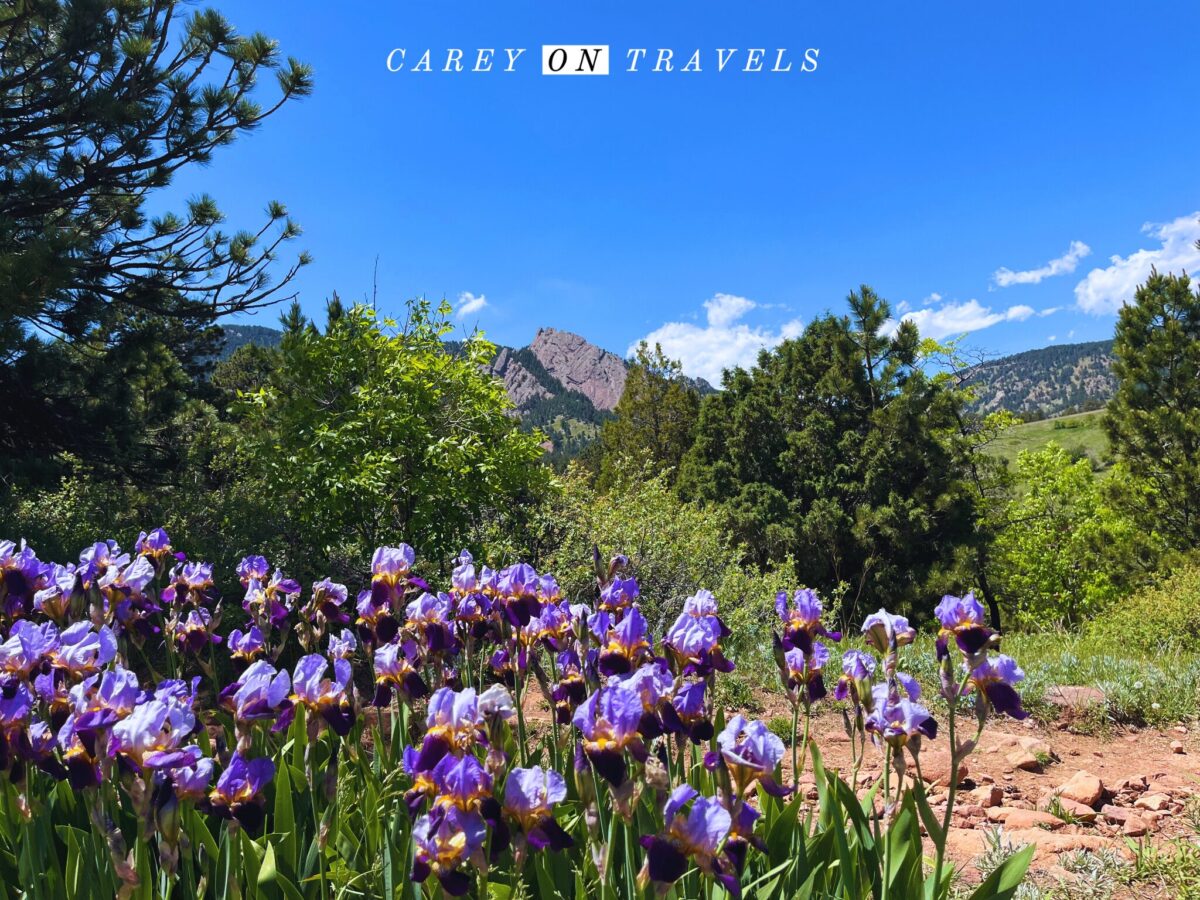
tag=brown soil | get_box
[515,685,1200,897]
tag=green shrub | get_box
[1086,561,1200,655]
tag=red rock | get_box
[1122,815,1149,837]
[985,808,1065,830]
[1171,741,1185,754]
[970,785,1004,808]
[917,751,968,787]
[1056,770,1105,808]
[1100,804,1136,824]
[1007,750,1042,772]
[1134,793,1172,812]
[1045,685,1107,709]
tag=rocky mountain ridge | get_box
[963,339,1116,419]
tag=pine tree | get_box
[597,343,701,489]
[0,1,312,484]
[1104,268,1200,548]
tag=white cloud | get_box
[1074,213,1200,315]
[1039,307,1060,317]
[993,241,1091,288]
[634,293,802,384]
[703,293,756,328]
[899,298,1035,340]
[1047,335,1057,342]
[456,291,488,318]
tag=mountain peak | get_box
[528,328,628,411]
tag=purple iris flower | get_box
[776,588,842,653]
[372,640,428,706]
[833,649,877,702]
[0,619,58,678]
[169,758,214,803]
[308,578,350,625]
[405,592,456,653]
[289,654,355,735]
[597,606,653,676]
[641,785,736,896]
[135,528,173,559]
[327,628,357,660]
[528,601,571,651]
[52,624,117,681]
[33,562,78,622]
[373,545,416,578]
[538,575,561,603]
[208,753,274,833]
[236,555,270,587]
[243,570,299,629]
[451,551,476,594]
[572,683,646,787]
[110,698,200,771]
[865,685,938,748]
[173,608,221,654]
[228,626,266,662]
[495,563,541,627]
[935,593,996,661]
[417,687,484,769]
[0,540,49,617]
[784,641,830,701]
[712,715,789,797]
[356,588,399,645]
[98,556,155,598]
[664,612,732,677]
[478,565,499,594]
[78,540,130,585]
[504,765,573,851]
[551,650,587,725]
[661,678,713,744]
[26,719,66,780]
[598,576,639,612]
[224,660,291,723]
[618,659,674,739]
[0,678,34,774]
[411,806,486,897]
[65,665,140,736]
[968,654,1028,720]
[431,752,493,814]
[861,608,916,656]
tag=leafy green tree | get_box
[1104,269,1200,548]
[597,342,701,489]
[994,445,1143,628]
[237,300,550,579]
[678,286,976,621]
[0,0,311,486]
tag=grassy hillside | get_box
[989,408,1110,475]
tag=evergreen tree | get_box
[678,287,976,620]
[1104,268,1200,548]
[597,342,701,489]
[0,1,311,485]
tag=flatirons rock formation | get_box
[527,327,628,411]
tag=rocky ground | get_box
[518,684,1200,896]
[767,689,1200,897]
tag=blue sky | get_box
[169,1,1200,383]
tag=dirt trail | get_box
[519,687,1200,895]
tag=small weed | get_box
[1121,838,1200,899]
[766,715,794,746]
[1046,796,1081,825]
[1184,795,1200,837]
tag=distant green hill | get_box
[988,408,1110,476]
